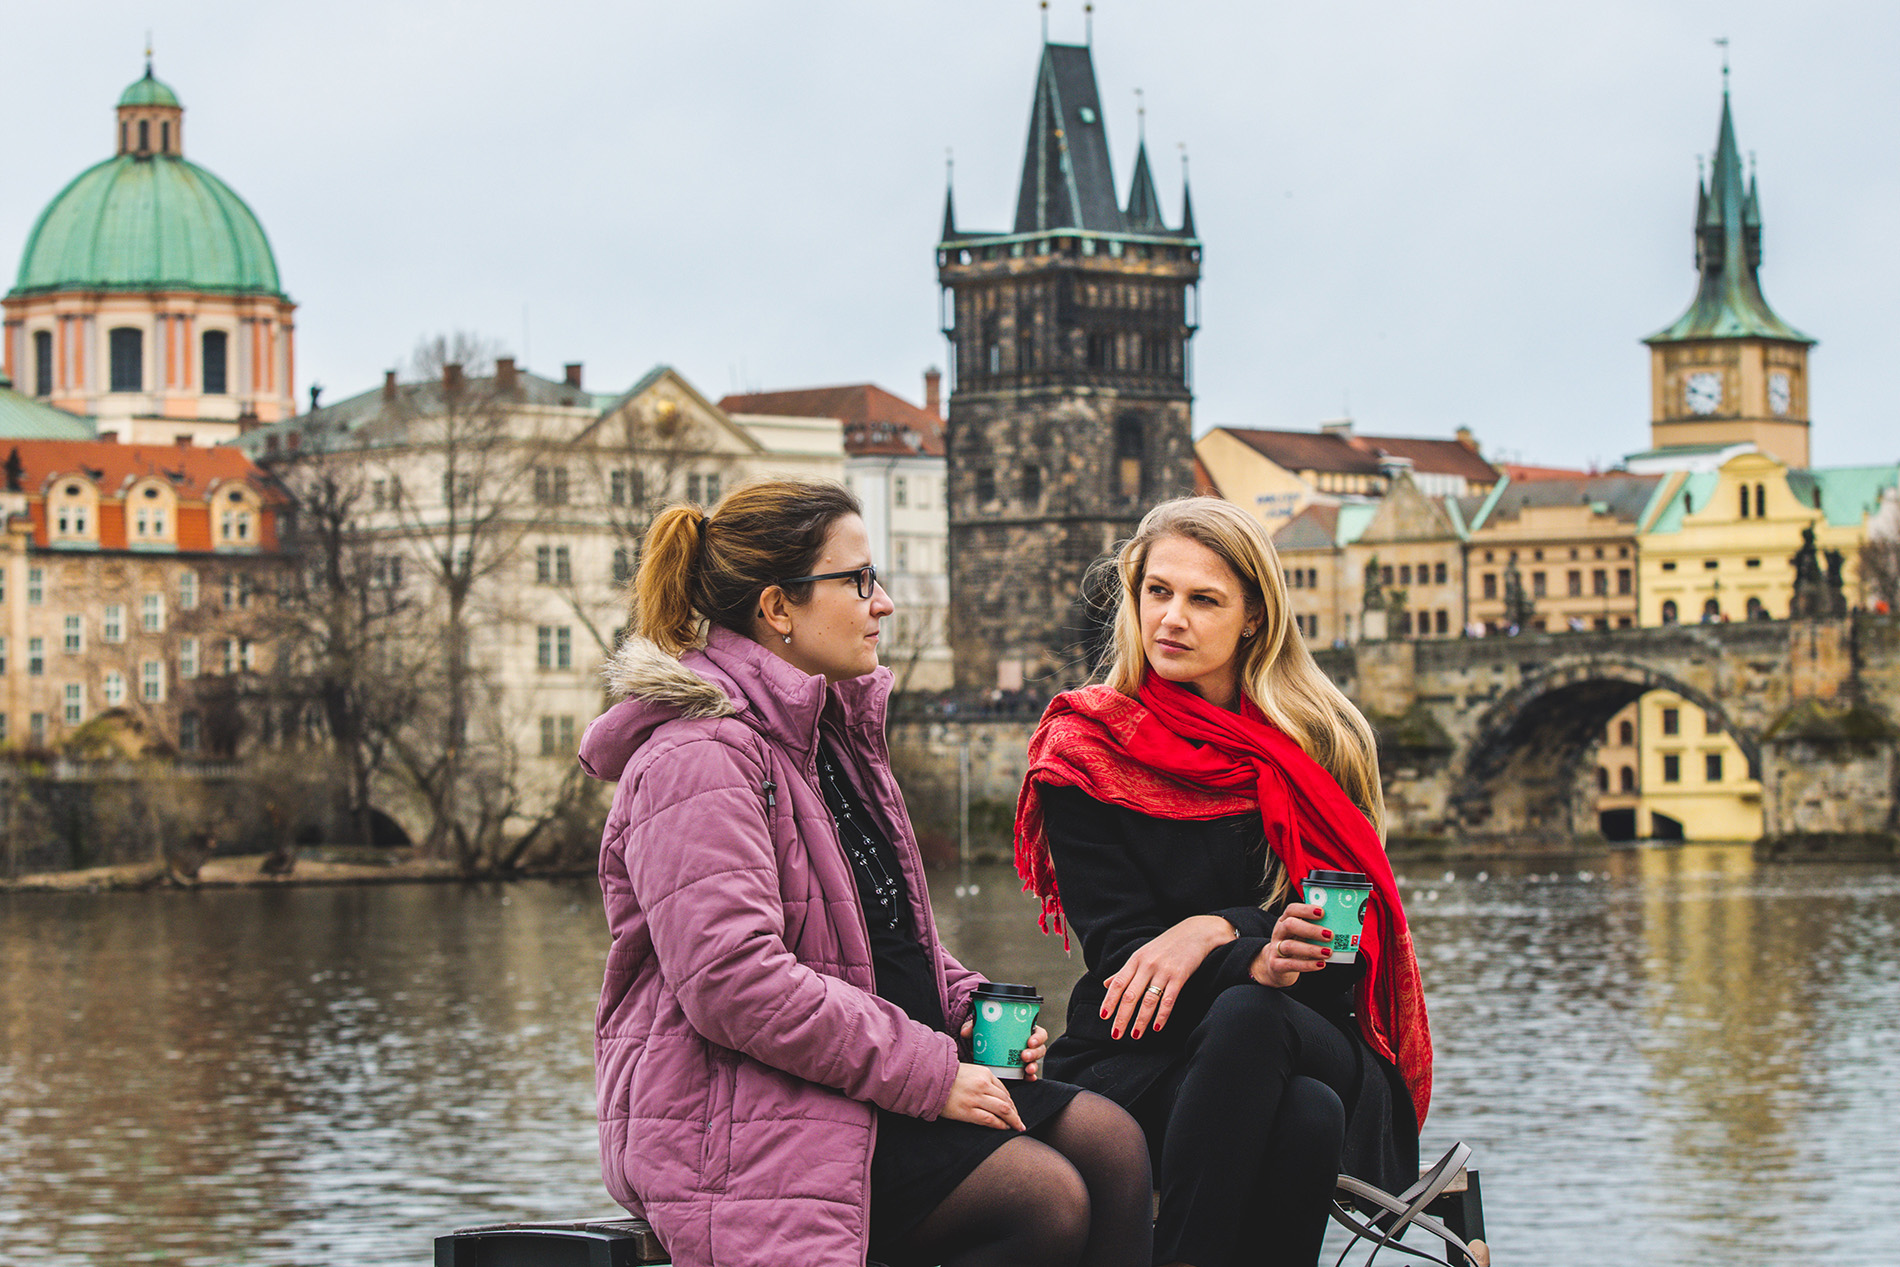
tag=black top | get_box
[817,740,947,1033]
[1037,782,1416,1188]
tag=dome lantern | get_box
[117,61,184,158]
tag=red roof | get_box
[720,384,945,457]
[1499,462,1592,482]
[1343,434,1498,483]
[1220,428,1385,476]
[8,439,284,552]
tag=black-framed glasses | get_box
[779,565,878,599]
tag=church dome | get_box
[10,71,283,299]
[117,68,181,109]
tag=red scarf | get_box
[1013,675,1432,1124]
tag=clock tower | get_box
[1643,81,1814,467]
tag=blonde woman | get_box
[1013,497,1432,1267]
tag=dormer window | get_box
[218,486,257,544]
[132,482,175,543]
[50,481,96,542]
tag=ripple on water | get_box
[3,853,1898,1265]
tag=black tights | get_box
[883,1090,1153,1267]
[1131,986,1355,1267]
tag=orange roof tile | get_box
[720,384,946,457]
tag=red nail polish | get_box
[1320,948,1332,958]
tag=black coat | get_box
[1037,782,1418,1189]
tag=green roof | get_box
[1335,503,1378,546]
[1787,466,1900,528]
[1646,91,1813,346]
[0,381,96,440]
[11,152,282,296]
[1645,471,1719,534]
[118,67,181,109]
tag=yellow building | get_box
[1272,474,1469,644]
[1463,473,1665,633]
[1632,453,1897,839]
[1197,421,1495,536]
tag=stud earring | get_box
[782,633,792,644]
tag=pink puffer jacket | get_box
[579,626,984,1267]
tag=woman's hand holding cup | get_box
[941,1061,1026,1131]
[1251,902,1332,988]
[959,1018,1049,1081]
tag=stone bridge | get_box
[1321,615,1900,856]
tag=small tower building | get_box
[1644,81,1814,468]
[938,39,1200,690]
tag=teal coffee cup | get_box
[971,983,1041,1080]
[1300,870,1373,965]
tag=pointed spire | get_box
[1012,42,1124,233]
[1646,70,1811,347]
[941,150,958,240]
[1126,140,1163,229]
[1179,144,1196,238]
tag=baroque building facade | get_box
[3,64,297,443]
[0,438,288,756]
[937,40,1200,689]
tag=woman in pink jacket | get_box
[580,479,1150,1267]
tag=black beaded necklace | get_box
[816,743,905,931]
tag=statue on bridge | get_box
[1790,526,1841,619]
[1501,555,1535,633]
[1363,555,1388,613]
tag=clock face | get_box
[1685,371,1723,415]
[1768,371,1792,417]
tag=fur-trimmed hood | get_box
[576,624,892,782]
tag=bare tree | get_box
[261,433,423,848]
[554,393,743,656]
[1862,537,1900,613]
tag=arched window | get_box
[1661,599,1678,624]
[109,328,143,392]
[1019,463,1042,504]
[160,121,170,152]
[1702,597,1722,622]
[1115,418,1144,499]
[1620,766,1636,793]
[1755,484,1766,518]
[1597,767,1610,792]
[1619,719,1634,746]
[138,119,149,151]
[202,331,229,395]
[33,330,53,396]
[1746,595,1767,621]
[1740,484,1750,518]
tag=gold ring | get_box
[1144,984,1164,996]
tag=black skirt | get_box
[868,1076,1083,1251]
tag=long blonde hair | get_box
[1100,497,1387,844]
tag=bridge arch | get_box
[1447,655,1761,842]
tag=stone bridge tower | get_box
[937,39,1200,690]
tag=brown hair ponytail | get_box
[630,479,862,657]
[634,505,708,655]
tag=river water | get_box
[2,847,1897,1265]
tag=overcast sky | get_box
[6,1,1897,469]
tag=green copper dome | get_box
[11,153,283,297]
[118,67,181,108]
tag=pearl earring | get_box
[782,633,792,644]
